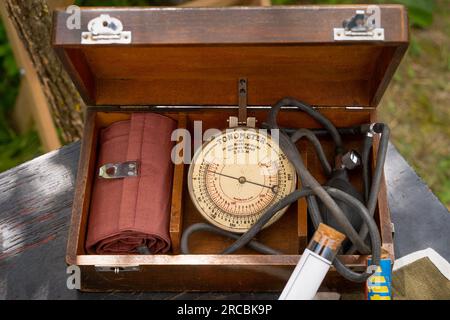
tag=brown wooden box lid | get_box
[53,5,409,108]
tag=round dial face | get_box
[188,127,297,233]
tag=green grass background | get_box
[0,0,448,208]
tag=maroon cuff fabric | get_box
[86,113,176,255]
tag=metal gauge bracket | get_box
[98,161,139,179]
[229,78,256,128]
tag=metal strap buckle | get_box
[99,161,139,179]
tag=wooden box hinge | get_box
[334,8,385,41]
[82,14,132,44]
[95,265,141,273]
[118,106,154,110]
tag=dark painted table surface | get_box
[0,142,449,300]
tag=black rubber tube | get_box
[181,190,310,255]
[181,223,282,255]
[180,97,385,283]
[290,128,332,177]
[362,135,374,203]
[180,187,380,283]
[326,188,380,282]
[268,98,383,281]
[221,190,311,254]
[269,101,371,254]
[348,124,390,254]
[261,123,363,137]
[267,98,344,155]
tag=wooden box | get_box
[53,5,409,292]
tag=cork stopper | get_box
[312,223,346,252]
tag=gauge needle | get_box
[206,169,278,192]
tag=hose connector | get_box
[367,123,377,138]
[341,150,362,170]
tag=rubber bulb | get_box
[317,169,364,252]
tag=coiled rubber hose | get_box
[181,97,389,283]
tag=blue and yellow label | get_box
[366,258,392,300]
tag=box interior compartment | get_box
[73,107,380,260]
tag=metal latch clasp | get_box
[334,8,385,41]
[82,14,132,44]
[99,161,139,179]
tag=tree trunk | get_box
[4,0,83,143]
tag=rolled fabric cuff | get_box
[86,113,176,255]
